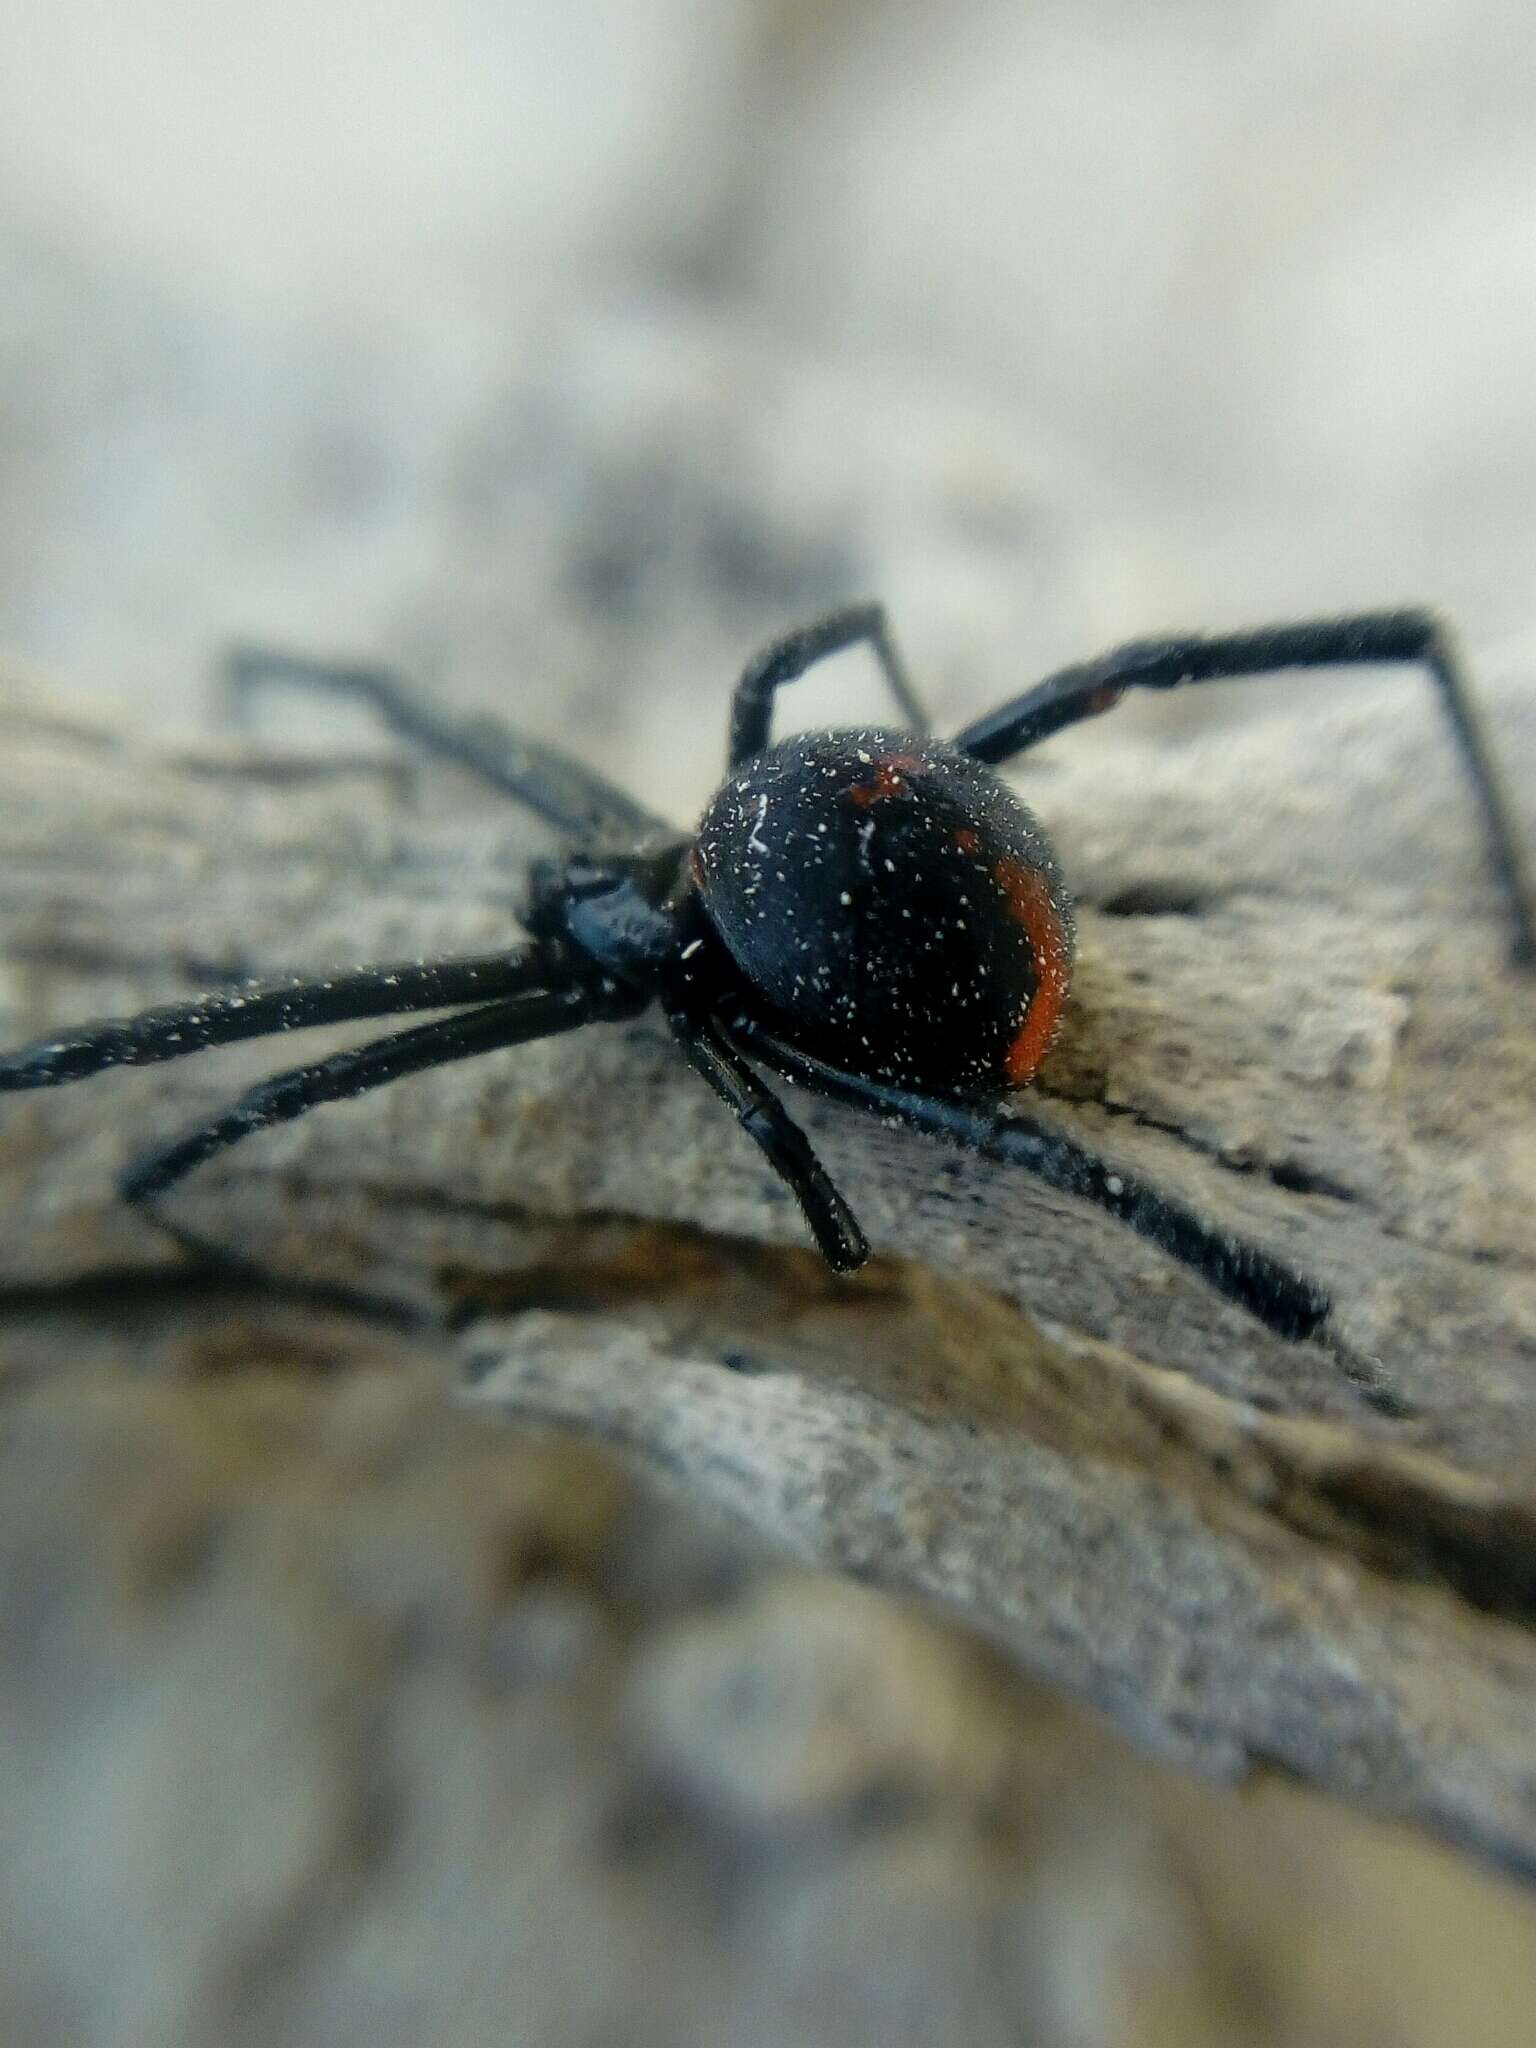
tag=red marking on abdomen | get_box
[993,856,1071,1086]
[955,827,981,856]
[849,751,923,807]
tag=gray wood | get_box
[2,651,1535,1885]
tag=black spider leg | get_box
[729,1024,1329,1340]
[0,944,575,1092]
[729,603,930,769]
[666,1007,869,1271]
[120,979,644,1208]
[953,609,1536,967]
[225,646,672,845]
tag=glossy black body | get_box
[692,730,1072,1097]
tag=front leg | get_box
[120,983,638,1208]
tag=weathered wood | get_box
[2,650,1535,1887]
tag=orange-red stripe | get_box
[848,751,923,807]
[993,856,1071,1086]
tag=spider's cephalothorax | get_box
[692,731,1072,1098]
[3,601,1532,1342]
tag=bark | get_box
[2,649,1536,1910]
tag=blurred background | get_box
[6,0,1536,816]
[3,3,1536,2042]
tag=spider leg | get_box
[120,979,642,1207]
[953,609,1536,966]
[225,645,672,845]
[121,970,643,1196]
[730,1025,1329,1340]
[729,603,929,769]
[667,1008,869,1270]
[0,944,578,1091]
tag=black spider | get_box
[3,604,1531,1340]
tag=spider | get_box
[2,604,1531,1341]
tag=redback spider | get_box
[2,604,1531,1340]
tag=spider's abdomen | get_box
[692,730,1073,1097]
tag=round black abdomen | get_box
[692,730,1073,1096]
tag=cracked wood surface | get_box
[2,651,1535,1882]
